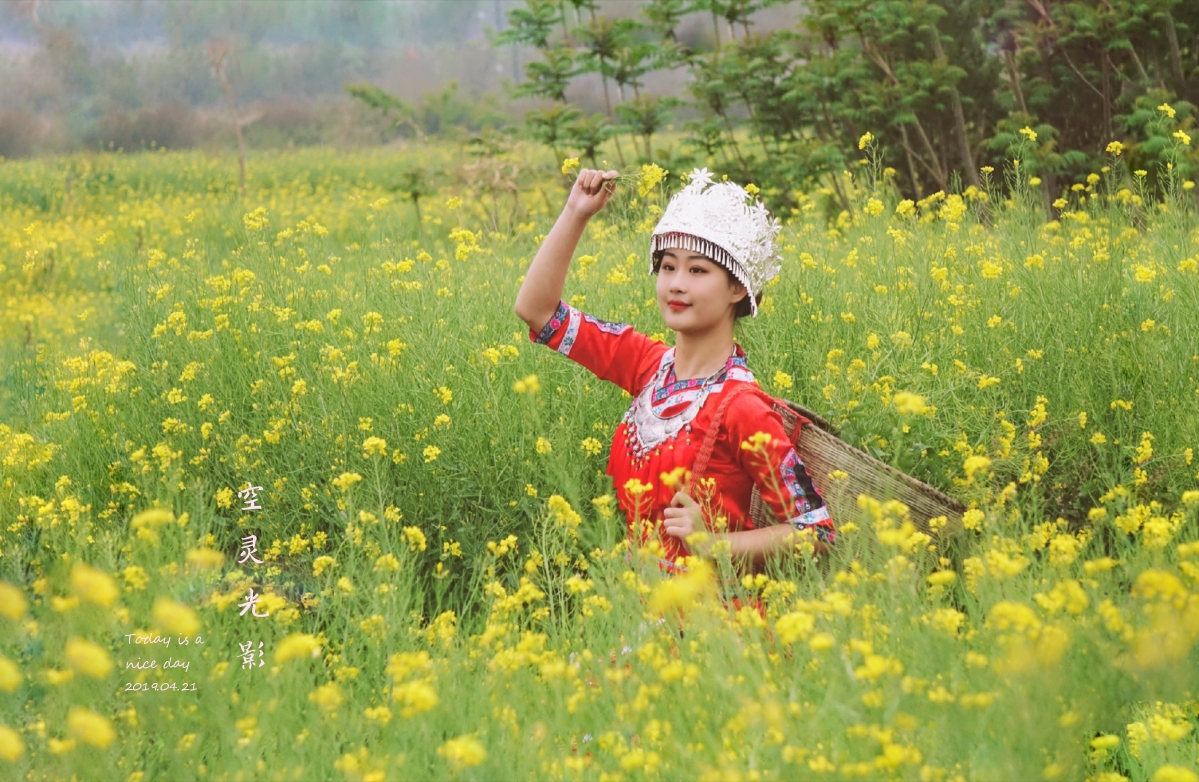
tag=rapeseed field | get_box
[0,135,1197,781]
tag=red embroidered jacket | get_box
[528,300,834,567]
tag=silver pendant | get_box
[623,350,724,459]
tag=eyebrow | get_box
[660,251,709,262]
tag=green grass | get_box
[0,142,1196,781]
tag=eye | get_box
[690,266,704,273]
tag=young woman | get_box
[514,167,834,575]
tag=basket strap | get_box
[686,383,753,497]
[774,401,813,444]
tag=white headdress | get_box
[648,167,783,317]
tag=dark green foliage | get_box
[345,81,509,143]
[493,0,1199,210]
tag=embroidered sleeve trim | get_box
[533,300,571,345]
[785,506,831,532]
[558,307,583,357]
[778,449,814,516]
[582,312,632,335]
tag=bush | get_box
[0,111,44,159]
[89,104,199,152]
[243,98,327,148]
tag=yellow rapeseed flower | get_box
[308,682,344,712]
[374,553,400,573]
[0,724,23,762]
[624,478,653,497]
[47,736,75,754]
[649,558,715,613]
[0,656,21,693]
[893,391,928,416]
[332,472,363,492]
[364,706,393,725]
[123,565,149,590]
[45,668,74,685]
[363,436,388,457]
[403,526,427,552]
[313,556,338,577]
[438,735,487,770]
[276,633,322,663]
[184,548,224,570]
[65,637,113,679]
[130,507,174,529]
[963,455,992,482]
[961,509,984,530]
[151,597,200,637]
[638,163,668,197]
[394,679,439,718]
[70,563,119,607]
[487,535,519,558]
[660,466,687,491]
[776,610,816,644]
[67,706,115,749]
[809,633,836,652]
[0,582,28,619]
[513,374,540,394]
[1150,766,1197,782]
[242,206,268,230]
[741,431,773,450]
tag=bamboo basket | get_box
[748,399,966,538]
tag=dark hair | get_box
[652,250,761,321]
[728,268,762,320]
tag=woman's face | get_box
[655,248,747,333]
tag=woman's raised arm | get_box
[514,168,619,333]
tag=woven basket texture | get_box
[748,400,965,537]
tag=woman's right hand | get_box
[566,168,619,220]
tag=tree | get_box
[396,165,432,244]
[563,112,617,168]
[492,0,1198,205]
[616,94,681,161]
[207,41,248,200]
[514,46,580,104]
[525,102,583,166]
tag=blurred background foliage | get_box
[0,0,1197,209]
[0,0,542,158]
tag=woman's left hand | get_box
[661,491,706,540]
